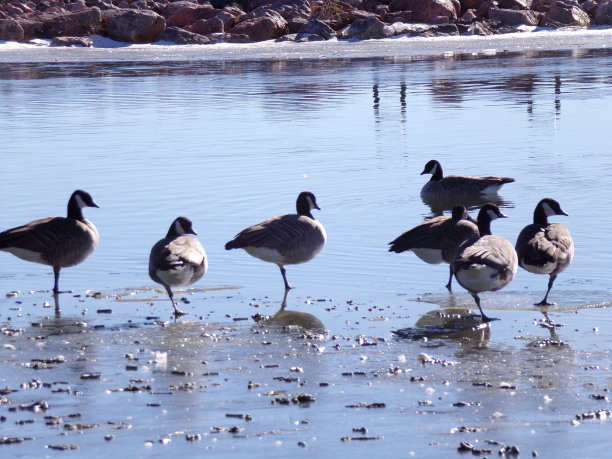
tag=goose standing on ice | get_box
[0,189,99,294]
[420,159,515,199]
[515,198,574,306]
[388,206,479,292]
[225,191,326,290]
[149,217,208,316]
[453,204,518,322]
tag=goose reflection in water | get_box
[393,308,491,343]
[422,193,514,218]
[258,290,326,332]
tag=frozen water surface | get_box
[1,29,612,457]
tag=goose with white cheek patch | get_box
[420,159,515,199]
[388,206,479,292]
[515,198,574,306]
[0,189,99,294]
[453,204,518,322]
[225,191,327,290]
[149,217,208,317]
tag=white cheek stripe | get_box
[75,194,87,209]
[542,202,555,217]
[174,220,185,235]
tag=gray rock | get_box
[489,7,540,25]
[159,25,212,44]
[542,0,590,27]
[594,1,612,25]
[298,17,336,39]
[19,7,102,40]
[51,36,93,47]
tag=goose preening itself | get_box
[0,189,99,294]
[225,191,326,290]
[149,217,208,316]
[420,159,515,199]
[453,204,518,322]
[515,198,574,306]
[388,206,479,292]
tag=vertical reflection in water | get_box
[372,83,380,125]
[400,81,407,123]
[554,75,562,119]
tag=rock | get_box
[411,0,460,23]
[215,11,238,30]
[475,0,498,18]
[205,32,252,43]
[344,16,392,39]
[298,17,336,39]
[460,9,478,22]
[159,25,212,44]
[295,32,327,41]
[187,17,225,34]
[594,1,612,25]
[542,0,590,27]
[388,0,412,12]
[498,0,531,9]
[489,7,540,25]
[287,16,308,33]
[464,19,498,33]
[102,9,166,43]
[166,5,219,27]
[51,36,93,47]
[19,7,102,40]
[266,0,312,21]
[580,0,597,16]
[0,18,24,41]
[228,12,288,41]
[530,0,554,12]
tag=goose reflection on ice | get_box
[393,308,491,343]
[258,290,326,332]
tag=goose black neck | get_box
[533,205,549,226]
[67,196,85,221]
[297,200,314,219]
[430,163,443,182]
[477,214,493,236]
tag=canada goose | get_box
[453,204,518,322]
[515,198,574,306]
[388,206,479,292]
[0,189,99,294]
[225,191,326,290]
[420,159,515,198]
[149,217,207,317]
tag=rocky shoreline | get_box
[0,0,611,47]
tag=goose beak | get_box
[420,169,427,175]
[315,204,321,211]
[91,201,100,208]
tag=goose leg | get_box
[536,274,557,306]
[166,285,187,317]
[53,266,61,294]
[445,265,453,292]
[471,292,495,323]
[279,266,292,291]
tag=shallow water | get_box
[1,34,612,457]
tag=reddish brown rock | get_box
[166,5,219,27]
[206,31,252,43]
[215,10,237,29]
[498,0,531,9]
[298,17,336,39]
[411,0,460,23]
[19,7,102,40]
[102,8,166,43]
[228,11,288,41]
[542,0,590,26]
[187,17,224,34]
[388,0,412,12]
[595,1,612,25]
[0,18,24,41]
[531,0,555,12]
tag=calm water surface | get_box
[1,40,611,457]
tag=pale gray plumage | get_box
[453,204,518,322]
[0,189,99,294]
[149,216,207,316]
[515,198,573,306]
[388,206,479,292]
[421,159,515,199]
[225,191,326,290]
